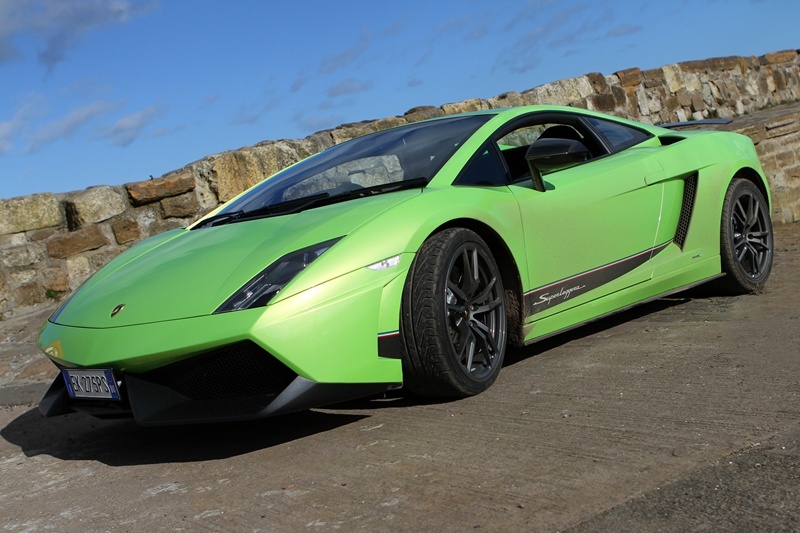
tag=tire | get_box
[717,178,774,294]
[401,228,507,397]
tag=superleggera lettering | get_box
[533,284,586,306]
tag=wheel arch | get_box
[731,166,771,211]
[431,217,526,347]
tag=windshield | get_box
[216,114,492,216]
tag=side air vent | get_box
[674,174,698,248]
[659,135,686,146]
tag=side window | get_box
[587,117,651,151]
[497,122,597,180]
[456,146,509,186]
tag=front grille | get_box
[141,341,297,400]
[674,174,698,248]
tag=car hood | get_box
[52,191,418,329]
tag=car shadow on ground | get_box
[1,294,695,467]
[1,407,367,466]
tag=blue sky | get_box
[1,0,797,199]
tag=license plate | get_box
[62,369,120,400]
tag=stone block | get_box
[691,92,706,112]
[13,283,44,307]
[10,269,37,285]
[773,69,787,91]
[664,95,680,112]
[683,72,703,93]
[676,90,692,107]
[736,124,767,144]
[374,116,407,131]
[0,194,64,236]
[68,186,127,225]
[161,193,199,219]
[760,50,797,65]
[679,56,742,73]
[775,151,797,168]
[27,227,60,242]
[487,91,524,109]
[558,76,594,102]
[0,233,26,247]
[403,106,444,123]
[614,67,642,87]
[46,226,107,259]
[126,172,195,206]
[662,64,686,93]
[0,243,44,268]
[590,93,617,112]
[765,117,800,138]
[42,267,69,293]
[330,121,379,144]
[90,250,119,271]
[66,256,91,290]
[290,133,335,158]
[440,98,489,116]
[0,270,6,292]
[210,144,301,203]
[585,72,609,93]
[111,216,141,244]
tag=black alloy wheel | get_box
[402,228,507,397]
[718,178,773,293]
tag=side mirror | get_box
[524,138,591,192]
[525,138,591,169]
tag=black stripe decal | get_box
[523,241,672,318]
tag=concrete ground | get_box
[1,223,799,531]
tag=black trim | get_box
[40,371,400,426]
[660,119,733,129]
[674,174,698,248]
[377,331,403,359]
[523,242,671,317]
[125,376,399,426]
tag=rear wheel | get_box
[401,228,507,397]
[717,178,773,294]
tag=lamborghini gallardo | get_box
[37,105,773,425]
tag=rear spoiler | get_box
[660,118,733,129]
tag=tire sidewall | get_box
[432,229,506,392]
[720,178,773,291]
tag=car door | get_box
[500,114,666,321]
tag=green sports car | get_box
[37,105,773,425]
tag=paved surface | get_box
[1,223,799,531]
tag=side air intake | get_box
[674,174,698,249]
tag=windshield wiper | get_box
[192,210,244,229]
[192,193,330,230]
[239,192,331,219]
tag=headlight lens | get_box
[215,237,341,313]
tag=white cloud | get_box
[28,100,120,152]
[327,79,373,98]
[319,29,373,75]
[0,100,40,154]
[0,0,153,72]
[102,105,165,147]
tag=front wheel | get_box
[401,228,507,398]
[718,178,774,294]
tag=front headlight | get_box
[215,237,342,313]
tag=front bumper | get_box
[41,343,399,425]
[37,256,411,424]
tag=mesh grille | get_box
[674,174,698,248]
[142,341,296,400]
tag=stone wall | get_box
[1,49,799,319]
